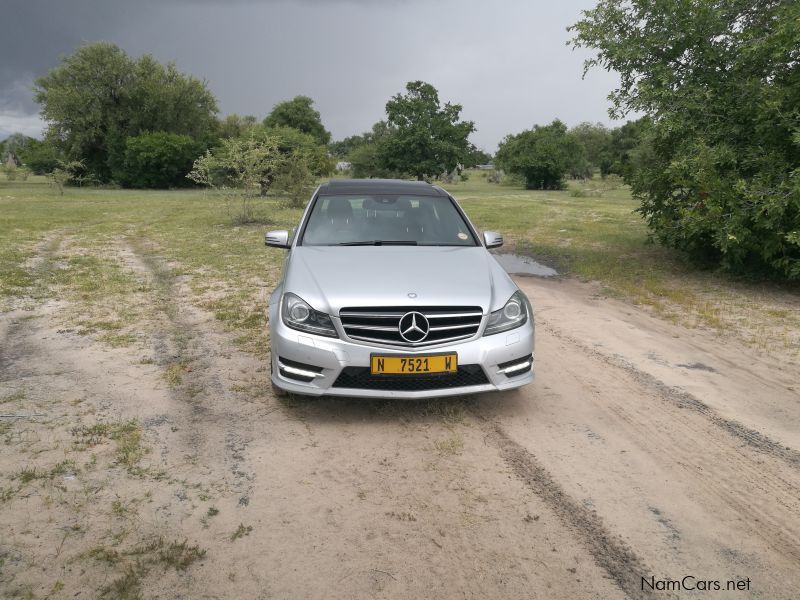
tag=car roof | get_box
[318,179,449,197]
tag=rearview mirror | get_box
[265,230,290,249]
[483,231,503,249]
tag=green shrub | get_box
[118,132,203,188]
[18,139,62,174]
[495,120,577,190]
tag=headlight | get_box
[483,290,530,336]
[281,293,338,338]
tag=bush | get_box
[632,130,800,278]
[187,134,285,223]
[2,156,18,180]
[118,132,203,188]
[18,139,62,174]
[571,0,800,279]
[495,120,577,189]
[273,152,316,209]
[48,160,85,195]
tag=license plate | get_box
[371,353,457,375]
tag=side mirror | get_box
[483,231,503,249]
[265,230,290,249]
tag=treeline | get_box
[0,42,334,191]
[492,118,646,190]
[4,0,798,282]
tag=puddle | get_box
[492,252,558,278]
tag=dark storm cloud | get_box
[1,0,618,147]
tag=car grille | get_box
[338,306,483,347]
[332,365,489,391]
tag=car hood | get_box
[283,246,517,316]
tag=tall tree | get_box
[378,81,475,180]
[34,42,218,181]
[570,0,800,278]
[263,96,331,146]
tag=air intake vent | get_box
[338,306,483,347]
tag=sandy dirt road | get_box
[1,240,799,599]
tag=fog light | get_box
[497,354,533,376]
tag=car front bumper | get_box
[269,312,535,399]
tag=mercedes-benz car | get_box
[265,179,534,398]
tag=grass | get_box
[1,174,798,357]
[441,173,800,354]
[12,460,77,484]
[90,537,206,598]
[72,420,148,473]
[230,523,253,541]
[1,390,26,404]
[162,362,188,386]
[434,433,465,456]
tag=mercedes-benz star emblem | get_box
[398,311,429,343]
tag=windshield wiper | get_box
[337,240,418,246]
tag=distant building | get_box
[476,163,495,170]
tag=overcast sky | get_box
[1,0,621,151]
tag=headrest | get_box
[327,199,353,219]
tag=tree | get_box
[272,152,316,209]
[329,134,368,159]
[1,133,35,165]
[2,155,20,180]
[218,114,258,139]
[34,42,218,182]
[18,138,63,174]
[48,160,85,195]
[340,121,401,179]
[263,96,331,146]
[569,122,612,176]
[254,125,333,178]
[462,144,493,168]
[570,0,800,278]
[495,120,578,189]
[188,134,285,223]
[378,81,475,180]
[606,118,650,179]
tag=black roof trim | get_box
[318,179,448,197]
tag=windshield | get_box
[299,194,478,246]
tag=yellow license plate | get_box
[371,354,457,375]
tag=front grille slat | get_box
[345,324,398,332]
[339,305,483,347]
[429,323,476,332]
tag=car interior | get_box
[302,195,473,245]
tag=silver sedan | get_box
[265,179,534,399]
